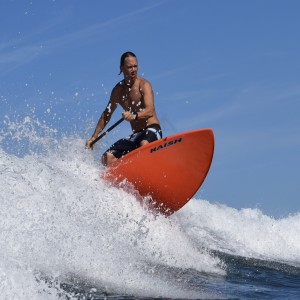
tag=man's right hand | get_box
[85,137,96,149]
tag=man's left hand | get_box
[122,111,135,121]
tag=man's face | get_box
[121,56,138,82]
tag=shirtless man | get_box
[86,51,162,167]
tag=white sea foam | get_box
[1,116,299,299]
[0,118,223,299]
[178,200,300,266]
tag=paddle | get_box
[90,118,124,146]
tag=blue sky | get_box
[1,0,299,217]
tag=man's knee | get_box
[102,151,117,167]
[140,140,149,147]
[101,152,108,166]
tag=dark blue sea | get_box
[1,118,299,299]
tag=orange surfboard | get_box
[102,128,214,215]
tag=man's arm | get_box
[92,101,118,138]
[136,80,154,119]
[86,88,119,148]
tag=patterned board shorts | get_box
[106,124,162,159]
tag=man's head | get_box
[119,52,138,83]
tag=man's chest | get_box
[120,86,144,109]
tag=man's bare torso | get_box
[113,76,159,132]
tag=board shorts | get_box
[106,124,162,159]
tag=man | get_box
[86,51,162,167]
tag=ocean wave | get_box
[0,117,223,298]
[1,116,299,299]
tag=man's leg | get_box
[101,151,118,167]
[139,140,149,147]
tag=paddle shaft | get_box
[90,118,124,146]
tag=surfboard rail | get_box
[102,128,214,215]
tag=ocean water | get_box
[0,117,300,300]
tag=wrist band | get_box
[133,112,138,120]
